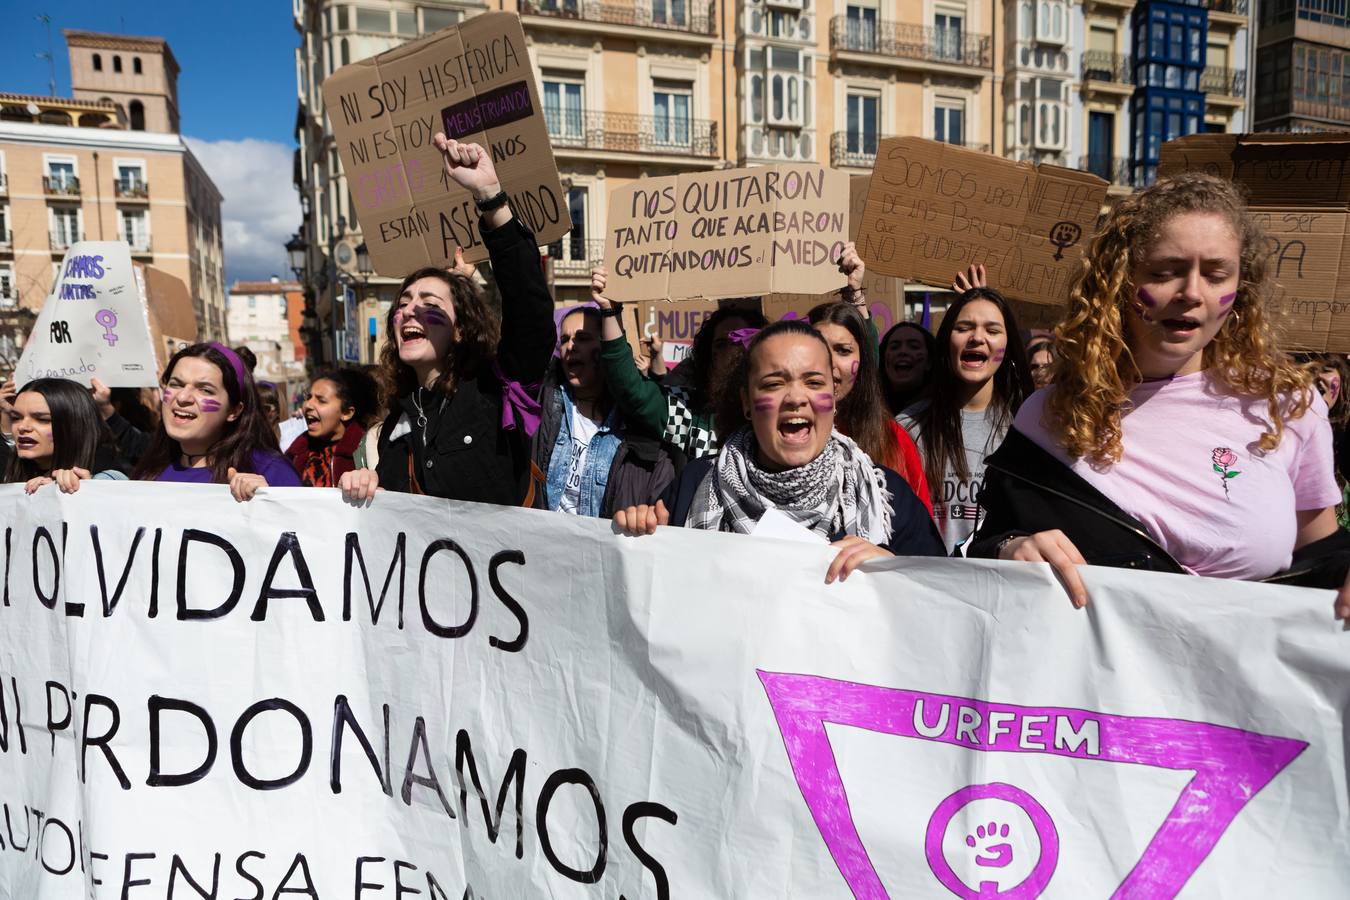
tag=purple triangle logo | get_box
[758,671,1306,898]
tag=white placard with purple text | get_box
[0,483,1346,898]
[14,241,158,388]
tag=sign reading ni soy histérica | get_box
[322,12,569,275]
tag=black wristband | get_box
[599,305,624,319]
[474,190,510,212]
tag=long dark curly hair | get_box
[379,267,501,399]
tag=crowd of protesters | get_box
[2,137,1348,620]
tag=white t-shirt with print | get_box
[558,405,602,515]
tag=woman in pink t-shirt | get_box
[970,173,1350,621]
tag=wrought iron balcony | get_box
[548,237,605,277]
[1205,0,1250,15]
[0,289,16,310]
[829,17,992,69]
[830,131,989,168]
[115,180,150,200]
[1081,51,1132,84]
[127,237,153,254]
[0,173,7,194]
[546,109,718,158]
[50,230,82,251]
[1201,66,1247,98]
[520,0,715,36]
[43,175,81,197]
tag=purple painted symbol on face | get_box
[752,396,776,413]
[197,398,223,413]
[1218,291,1237,306]
[1136,287,1158,308]
[926,783,1059,899]
[992,348,1006,363]
[161,388,175,406]
[810,393,835,413]
[849,359,859,379]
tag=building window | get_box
[846,5,878,51]
[52,208,80,246]
[341,38,350,66]
[113,55,123,73]
[846,92,879,156]
[654,82,692,147]
[337,7,350,30]
[542,76,584,142]
[934,11,964,62]
[130,100,145,131]
[1087,111,1115,179]
[134,57,143,75]
[355,7,388,32]
[653,0,688,28]
[768,10,798,38]
[47,159,76,191]
[93,53,102,71]
[396,9,416,36]
[116,163,146,195]
[934,99,965,145]
[0,264,14,308]
[120,209,149,250]
[750,74,764,123]
[422,7,460,31]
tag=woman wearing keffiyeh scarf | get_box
[615,320,944,581]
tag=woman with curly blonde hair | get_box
[970,172,1350,620]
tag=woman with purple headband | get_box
[132,342,301,500]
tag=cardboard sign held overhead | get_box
[322,12,569,275]
[604,164,851,302]
[16,242,158,388]
[1158,133,1350,352]
[857,138,1107,306]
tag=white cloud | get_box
[185,136,300,285]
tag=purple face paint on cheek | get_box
[421,308,451,326]
[810,393,835,413]
[752,397,776,412]
[1219,291,1237,306]
[197,398,223,413]
[161,388,175,405]
[849,359,859,379]
[1136,287,1158,308]
[992,348,1006,363]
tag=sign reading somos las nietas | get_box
[1,484,1347,898]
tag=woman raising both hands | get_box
[615,320,943,582]
[971,173,1350,619]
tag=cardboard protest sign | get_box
[135,262,198,370]
[2,485,1348,897]
[858,137,1107,306]
[15,241,158,387]
[604,164,851,302]
[1159,133,1350,352]
[322,12,569,274]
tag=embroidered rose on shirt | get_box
[1211,447,1241,499]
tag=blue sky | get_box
[1,1,301,282]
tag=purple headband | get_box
[727,328,761,348]
[206,342,247,389]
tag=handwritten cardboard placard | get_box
[15,241,158,387]
[322,12,569,275]
[604,164,850,302]
[1158,133,1350,352]
[857,137,1107,307]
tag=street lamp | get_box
[355,241,371,277]
[286,232,307,278]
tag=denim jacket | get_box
[544,386,622,518]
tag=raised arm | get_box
[592,267,670,439]
[434,135,553,385]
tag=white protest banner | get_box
[14,242,158,388]
[1,484,1347,897]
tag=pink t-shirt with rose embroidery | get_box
[1014,371,1340,580]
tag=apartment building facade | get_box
[293,1,1250,324]
[0,30,225,371]
[1254,0,1350,132]
[227,278,308,388]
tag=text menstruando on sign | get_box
[857,137,1108,307]
[1159,133,1350,352]
[15,241,158,387]
[322,11,569,275]
[603,164,851,302]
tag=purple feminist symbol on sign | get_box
[927,783,1059,899]
[757,671,1306,899]
[94,309,119,347]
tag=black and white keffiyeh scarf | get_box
[686,427,893,543]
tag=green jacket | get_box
[599,336,719,459]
